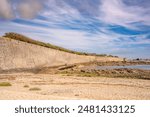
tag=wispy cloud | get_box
[0,0,150,58]
[99,0,150,28]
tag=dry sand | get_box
[0,73,150,100]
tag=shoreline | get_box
[0,61,150,100]
[38,61,150,80]
[1,61,150,80]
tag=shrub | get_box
[0,82,12,86]
[29,87,41,91]
[3,32,116,57]
[24,85,29,88]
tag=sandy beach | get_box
[0,73,150,100]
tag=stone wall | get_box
[0,37,122,71]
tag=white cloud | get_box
[18,0,43,19]
[0,0,149,58]
[0,21,93,50]
[0,0,46,19]
[42,0,81,21]
[99,0,150,28]
[0,19,150,58]
[0,0,13,19]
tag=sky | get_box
[0,0,150,59]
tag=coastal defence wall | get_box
[0,37,123,71]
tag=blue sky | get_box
[0,0,150,58]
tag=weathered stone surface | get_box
[0,37,122,71]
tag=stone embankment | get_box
[0,37,122,72]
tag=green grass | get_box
[0,82,12,87]
[29,87,41,91]
[3,32,118,57]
